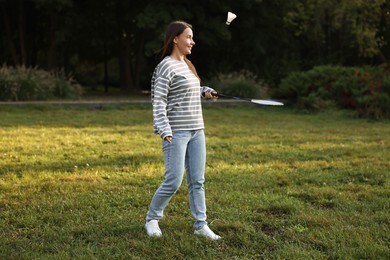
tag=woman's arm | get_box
[153,75,172,140]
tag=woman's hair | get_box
[160,21,200,80]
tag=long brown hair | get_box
[160,21,200,80]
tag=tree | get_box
[1,0,389,94]
[1,0,31,66]
[283,0,389,66]
[0,0,74,68]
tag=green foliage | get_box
[208,71,270,99]
[1,0,390,89]
[0,66,82,101]
[284,0,387,59]
[0,106,389,258]
[277,65,390,119]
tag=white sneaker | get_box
[145,220,162,237]
[194,225,221,240]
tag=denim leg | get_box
[185,130,208,230]
[146,131,189,222]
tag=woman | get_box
[145,21,221,240]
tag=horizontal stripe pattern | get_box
[151,56,211,139]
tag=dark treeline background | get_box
[1,0,389,93]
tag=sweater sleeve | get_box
[152,74,172,139]
[200,86,215,96]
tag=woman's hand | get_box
[205,91,218,99]
[165,136,172,143]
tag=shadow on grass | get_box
[0,105,152,128]
[0,154,161,176]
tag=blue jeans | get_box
[146,130,207,230]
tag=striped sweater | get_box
[151,56,213,139]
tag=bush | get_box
[0,66,82,101]
[207,70,270,99]
[277,65,390,119]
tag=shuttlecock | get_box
[226,11,237,25]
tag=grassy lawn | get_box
[0,105,389,259]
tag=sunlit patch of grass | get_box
[0,105,389,259]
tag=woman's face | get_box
[173,27,195,55]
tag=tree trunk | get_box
[104,39,109,93]
[47,13,58,70]
[119,34,133,90]
[116,0,133,91]
[134,33,145,90]
[1,4,19,65]
[18,0,27,66]
[378,49,388,65]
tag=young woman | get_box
[145,21,221,240]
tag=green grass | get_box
[0,105,389,259]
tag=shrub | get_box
[277,65,390,119]
[52,69,83,99]
[207,70,270,99]
[0,66,82,101]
